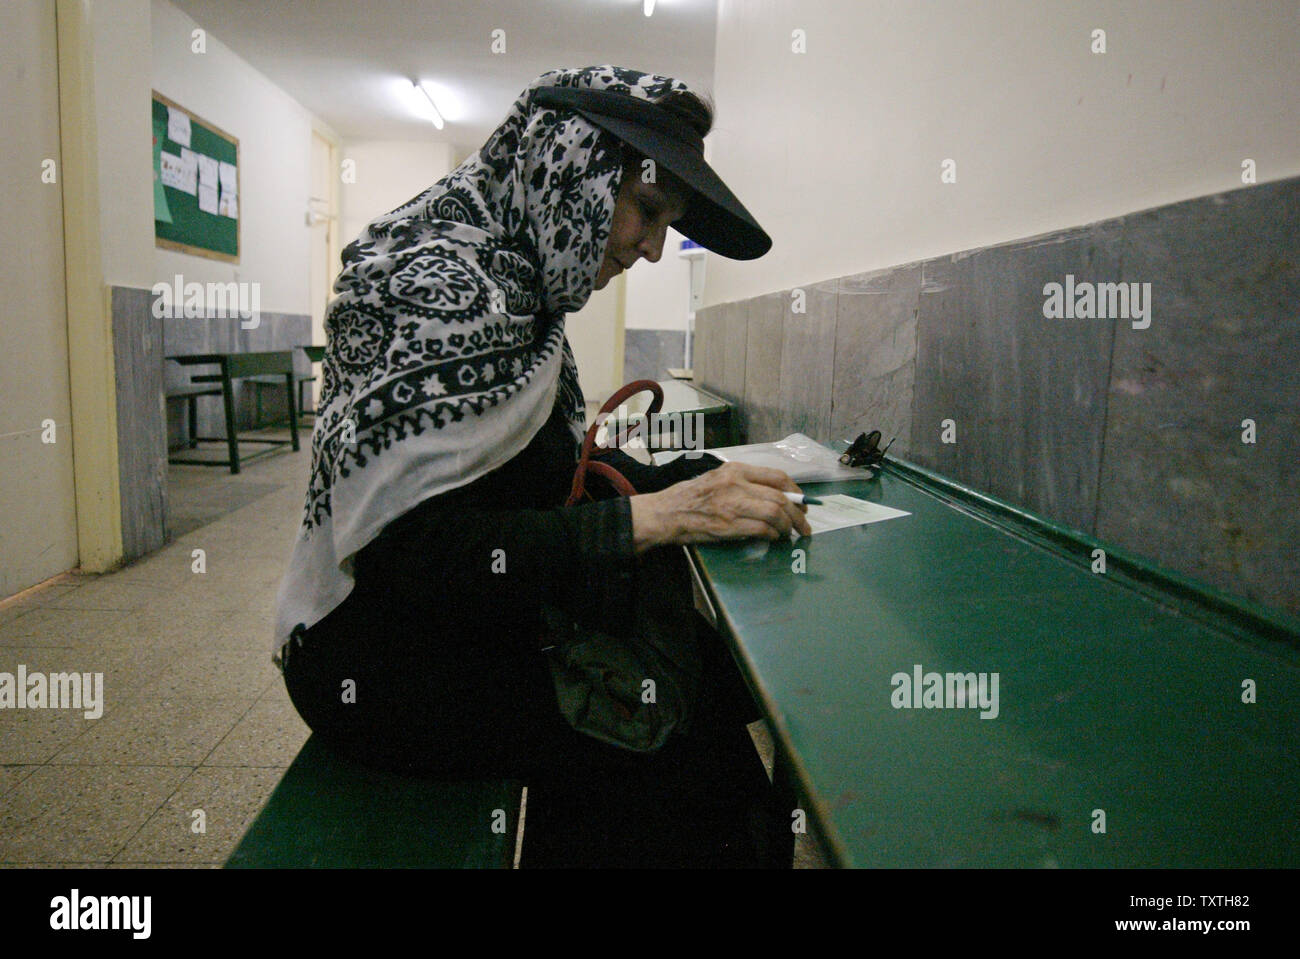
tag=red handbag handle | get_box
[566,379,664,506]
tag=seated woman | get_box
[273,65,811,868]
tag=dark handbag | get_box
[545,380,703,752]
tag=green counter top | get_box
[691,458,1300,868]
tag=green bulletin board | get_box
[152,91,240,262]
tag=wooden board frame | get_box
[152,90,240,264]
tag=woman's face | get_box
[594,169,689,290]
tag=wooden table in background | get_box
[167,350,300,474]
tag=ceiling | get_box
[171,0,718,148]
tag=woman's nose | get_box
[639,226,667,263]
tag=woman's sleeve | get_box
[591,450,725,494]
[352,450,723,642]
[355,495,640,638]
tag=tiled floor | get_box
[0,432,310,868]
[0,425,828,868]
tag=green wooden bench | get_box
[165,383,222,452]
[225,736,524,868]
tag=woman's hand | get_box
[629,462,813,553]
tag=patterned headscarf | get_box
[274,66,690,656]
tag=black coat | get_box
[284,401,725,775]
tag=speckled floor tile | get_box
[0,707,104,764]
[126,647,279,703]
[0,607,132,647]
[203,698,308,767]
[48,699,257,766]
[14,588,76,607]
[167,565,284,610]
[0,580,83,610]
[105,861,219,869]
[0,643,174,705]
[0,605,35,629]
[0,765,40,796]
[258,677,292,705]
[0,862,109,868]
[44,580,173,613]
[202,607,277,649]
[109,553,208,590]
[112,766,284,864]
[0,764,191,862]
[92,586,249,648]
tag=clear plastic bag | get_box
[709,433,872,484]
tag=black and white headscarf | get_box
[274,66,689,657]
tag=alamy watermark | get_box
[151,273,261,329]
[1042,274,1151,329]
[891,663,999,719]
[0,666,103,719]
[595,408,705,457]
[50,890,150,939]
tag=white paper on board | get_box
[197,154,218,191]
[218,161,237,192]
[159,152,182,189]
[170,148,198,195]
[159,151,194,194]
[198,183,219,215]
[166,106,192,148]
[218,191,238,219]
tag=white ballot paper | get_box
[803,493,910,535]
[166,106,192,148]
[737,493,910,559]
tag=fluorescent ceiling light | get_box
[409,79,444,129]
[644,0,655,16]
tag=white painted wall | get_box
[309,131,335,350]
[624,226,693,332]
[152,0,314,314]
[567,275,624,406]
[338,139,456,253]
[95,0,155,291]
[706,0,1300,305]
[0,0,78,596]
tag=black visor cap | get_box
[532,86,772,260]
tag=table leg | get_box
[284,371,300,451]
[187,396,199,449]
[771,746,838,867]
[771,748,801,867]
[220,361,240,474]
